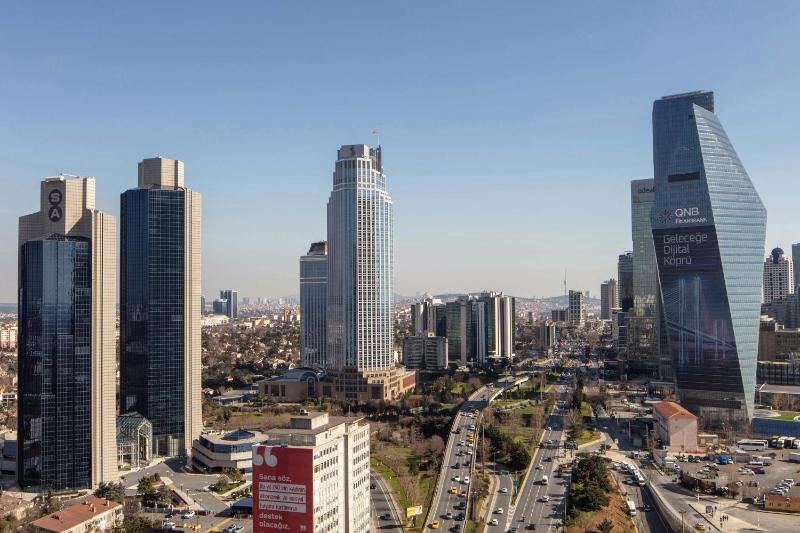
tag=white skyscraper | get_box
[326,144,393,371]
[763,247,794,304]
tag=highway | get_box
[428,386,493,531]
[371,470,402,530]
[507,383,570,532]
[485,471,514,528]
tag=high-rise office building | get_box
[651,91,766,424]
[326,144,393,371]
[403,334,448,370]
[600,279,619,320]
[617,252,634,312]
[252,412,370,533]
[411,297,447,337]
[18,175,117,490]
[120,157,202,458]
[628,178,662,377]
[763,247,793,304]
[793,244,800,294]
[446,297,473,366]
[474,291,515,362]
[300,241,328,368]
[568,290,586,327]
[220,289,238,319]
[538,320,556,353]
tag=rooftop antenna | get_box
[564,269,567,297]
[371,127,381,146]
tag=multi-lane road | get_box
[427,386,494,531]
[371,470,402,530]
[503,382,570,531]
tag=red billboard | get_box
[252,445,314,532]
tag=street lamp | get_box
[679,509,687,533]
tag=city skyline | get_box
[2,3,799,302]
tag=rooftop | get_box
[31,497,121,532]
[653,401,697,421]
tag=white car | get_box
[463,476,470,484]
[454,476,461,483]
[466,450,473,456]
[495,508,504,514]
[489,519,499,526]
[499,487,508,493]
[181,510,196,519]
[535,464,544,470]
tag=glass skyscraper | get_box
[617,252,634,312]
[627,179,660,376]
[651,91,766,424]
[300,241,327,368]
[18,176,117,491]
[326,145,393,371]
[120,158,202,457]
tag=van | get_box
[540,475,549,485]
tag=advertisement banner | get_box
[406,505,422,518]
[253,445,314,532]
[653,225,742,394]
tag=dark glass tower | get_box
[120,157,202,458]
[651,91,766,424]
[19,238,92,490]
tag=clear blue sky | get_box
[1,2,798,302]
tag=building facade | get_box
[220,290,239,319]
[252,413,370,533]
[119,157,202,458]
[763,247,793,304]
[600,279,618,320]
[617,252,634,312]
[403,334,448,370]
[651,91,767,424]
[326,144,393,372]
[568,290,585,327]
[18,176,117,491]
[300,241,328,368]
[652,401,698,452]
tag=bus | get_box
[626,500,637,516]
[737,439,768,451]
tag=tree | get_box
[596,518,614,533]
[224,467,243,483]
[113,515,157,533]
[95,482,125,503]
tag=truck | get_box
[788,452,800,463]
[753,456,773,465]
[718,455,731,465]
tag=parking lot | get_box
[669,454,800,503]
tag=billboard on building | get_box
[253,445,314,532]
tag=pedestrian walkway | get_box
[686,501,764,532]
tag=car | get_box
[181,511,196,519]
[370,482,376,489]
[495,507,504,514]
[431,520,441,529]
[540,495,550,502]
[643,504,652,512]
[454,476,461,483]
[223,526,244,533]
[546,426,551,431]
[526,524,536,530]
[467,450,473,455]
[451,486,459,494]
[451,525,462,533]
[536,464,544,470]
[489,519,499,526]
[694,523,706,531]
[445,512,453,520]
[455,512,465,520]
[162,522,176,530]
[380,514,391,520]
[500,487,508,493]
[453,462,460,469]
[463,476,470,484]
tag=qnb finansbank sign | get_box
[656,206,708,226]
[253,445,314,532]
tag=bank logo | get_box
[658,209,674,224]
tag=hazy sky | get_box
[1,2,799,302]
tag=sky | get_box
[1,2,799,302]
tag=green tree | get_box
[95,481,125,503]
